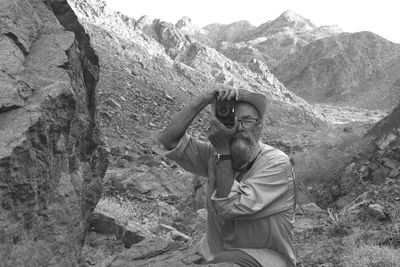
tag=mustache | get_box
[233,133,251,140]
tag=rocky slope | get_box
[205,10,400,111]
[0,0,107,266]
[275,31,400,110]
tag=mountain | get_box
[205,10,400,111]
[274,32,400,110]
[205,10,342,68]
[203,20,256,44]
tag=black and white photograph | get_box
[1,0,399,266]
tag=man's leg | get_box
[210,250,262,267]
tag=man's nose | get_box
[237,121,245,132]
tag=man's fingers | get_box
[217,88,226,101]
[227,88,237,100]
[216,87,239,101]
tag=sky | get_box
[105,0,400,44]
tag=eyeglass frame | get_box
[237,117,260,129]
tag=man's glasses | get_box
[237,118,259,129]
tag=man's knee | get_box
[210,250,261,267]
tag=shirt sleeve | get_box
[211,159,293,219]
[164,133,213,178]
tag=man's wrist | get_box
[214,148,231,154]
[214,153,232,164]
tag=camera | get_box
[215,100,236,128]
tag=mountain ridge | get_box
[203,10,400,110]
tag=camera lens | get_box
[218,106,229,116]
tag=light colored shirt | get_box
[165,134,296,266]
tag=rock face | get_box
[0,0,107,266]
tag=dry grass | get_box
[95,195,179,230]
[342,243,400,267]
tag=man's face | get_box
[230,102,262,164]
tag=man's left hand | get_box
[207,118,238,154]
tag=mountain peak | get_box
[276,10,316,27]
[176,16,192,28]
[280,10,301,20]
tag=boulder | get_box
[367,204,387,220]
[0,0,108,265]
[109,237,173,267]
[88,212,146,248]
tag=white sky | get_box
[105,0,400,44]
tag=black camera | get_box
[215,100,236,128]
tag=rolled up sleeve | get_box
[211,161,292,219]
[165,133,212,178]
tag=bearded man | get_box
[159,86,296,267]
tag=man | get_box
[159,86,296,266]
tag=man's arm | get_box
[211,156,295,219]
[159,93,214,150]
[159,85,239,150]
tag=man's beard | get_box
[230,133,258,168]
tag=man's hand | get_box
[207,117,238,154]
[202,85,239,104]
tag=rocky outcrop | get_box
[0,0,107,266]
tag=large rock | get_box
[0,0,107,266]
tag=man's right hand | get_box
[203,85,239,104]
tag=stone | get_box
[105,98,122,109]
[88,213,146,248]
[121,228,146,249]
[300,203,325,215]
[109,237,172,267]
[371,169,386,185]
[389,167,400,178]
[367,204,387,220]
[165,93,174,101]
[159,224,191,242]
[154,21,188,59]
[88,212,121,235]
[382,158,399,170]
[0,72,28,111]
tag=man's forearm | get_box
[159,94,212,150]
[215,160,235,198]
